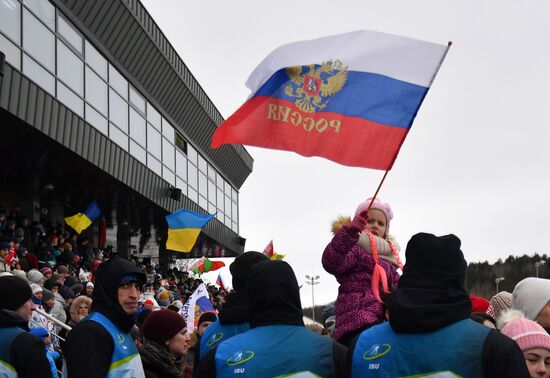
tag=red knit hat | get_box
[501,317,550,352]
[143,309,186,345]
[470,296,495,318]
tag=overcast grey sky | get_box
[141,0,550,306]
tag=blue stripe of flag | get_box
[166,209,215,230]
[253,67,428,129]
[84,201,101,222]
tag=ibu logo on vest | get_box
[227,350,255,366]
[207,332,224,346]
[363,343,391,360]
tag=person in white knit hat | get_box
[512,277,550,331]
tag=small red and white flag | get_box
[263,240,274,258]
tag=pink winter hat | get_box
[501,317,550,352]
[355,197,393,235]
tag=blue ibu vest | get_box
[351,319,491,378]
[63,312,144,378]
[215,325,335,377]
[199,320,249,360]
[0,327,25,378]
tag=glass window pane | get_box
[130,140,146,165]
[225,216,231,228]
[147,124,161,159]
[85,40,107,79]
[58,15,82,53]
[232,202,238,222]
[162,167,175,186]
[216,172,223,189]
[188,163,197,190]
[109,63,127,99]
[161,117,175,143]
[198,172,207,197]
[207,165,216,180]
[162,138,175,170]
[232,222,238,233]
[23,54,54,94]
[198,155,207,174]
[217,188,224,212]
[24,0,55,30]
[216,212,223,222]
[86,104,108,136]
[208,180,216,204]
[199,195,207,211]
[85,66,107,115]
[232,188,238,202]
[225,195,231,217]
[57,81,83,117]
[0,33,21,69]
[0,0,20,44]
[208,202,216,214]
[109,123,128,151]
[187,144,197,165]
[175,150,187,180]
[57,40,83,96]
[129,108,146,146]
[175,178,186,195]
[129,86,145,114]
[109,88,128,132]
[147,154,162,177]
[224,180,231,194]
[23,9,54,72]
[188,188,198,203]
[146,102,161,130]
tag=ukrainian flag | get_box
[166,210,215,253]
[64,202,101,234]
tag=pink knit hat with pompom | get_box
[501,316,550,352]
[355,197,393,236]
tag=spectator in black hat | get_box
[0,275,53,377]
[198,251,269,360]
[348,232,529,377]
[64,257,147,377]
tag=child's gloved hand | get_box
[349,211,367,232]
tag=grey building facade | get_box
[0,0,253,261]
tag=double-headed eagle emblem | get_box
[284,60,348,113]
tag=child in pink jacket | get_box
[322,197,402,346]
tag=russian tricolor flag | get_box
[212,30,449,170]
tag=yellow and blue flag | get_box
[166,210,215,253]
[64,202,101,234]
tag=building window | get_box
[188,163,198,190]
[129,108,146,147]
[85,40,107,79]
[129,85,146,114]
[109,123,128,151]
[22,54,54,95]
[85,104,108,136]
[175,132,187,154]
[57,81,83,117]
[109,88,128,132]
[57,14,82,54]
[147,154,162,177]
[23,9,55,72]
[162,138,175,171]
[176,150,187,181]
[57,40,84,96]
[187,145,198,166]
[146,102,161,130]
[0,0,21,44]
[85,66,108,115]
[109,63,128,99]
[0,33,21,69]
[161,117,174,144]
[130,140,146,165]
[147,125,162,159]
